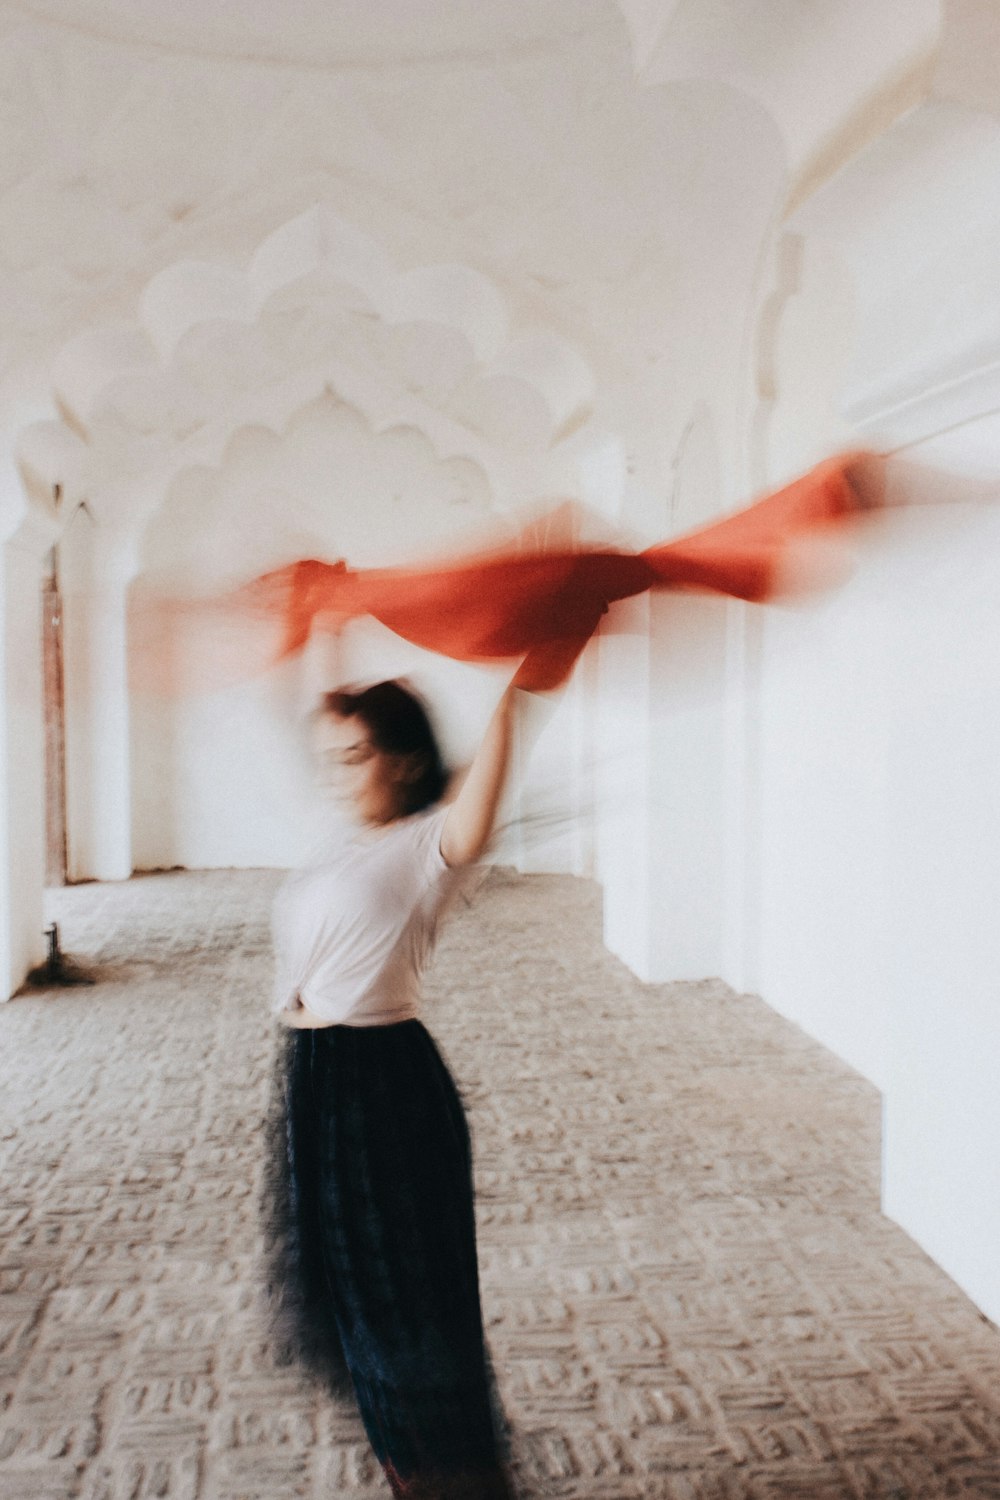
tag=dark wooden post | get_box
[41,543,67,887]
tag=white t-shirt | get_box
[271,804,458,1027]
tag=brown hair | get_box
[318,680,448,816]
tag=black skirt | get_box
[262,1020,512,1499]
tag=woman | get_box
[265,677,522,1500]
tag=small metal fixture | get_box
[26,923,95,987]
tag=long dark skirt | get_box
[262,1020,513,1499]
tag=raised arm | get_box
[439,683,521,868]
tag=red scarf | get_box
[130,452,875,695]
[236,451,873,690]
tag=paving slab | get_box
[0,867,997,1497]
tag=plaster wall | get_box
[130,617,566,874]
[129,399,578,872]
[740,27,1000,1323]
[753,492,1000,1324]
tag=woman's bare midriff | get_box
[277,1003,337,1029]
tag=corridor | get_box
[1,868,999,1499]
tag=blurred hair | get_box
[318,680,448,816]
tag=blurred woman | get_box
[265,677,522,1500]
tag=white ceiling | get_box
[11,0,598,66]
[0,0,952,536]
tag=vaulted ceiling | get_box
[1,1,956,550]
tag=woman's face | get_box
[313,711,403,826]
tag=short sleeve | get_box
[409,803,451,883]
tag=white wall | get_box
[742,18,1000,1325]
[589,84,787,983]
[129,394,580,871]
[753,491,1000,1324]
[130,607,572,874]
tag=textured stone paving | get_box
[1,868,999,1499]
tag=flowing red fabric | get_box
[132,450,875,696]
[230,452,873,691]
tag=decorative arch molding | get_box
[134,388,496,590]
[788,102,1000,457]
[25,204,598,536]
[613,0,684,74]
[734,0,1000,466]
[13,420,90,521]
[744,231,859,493]
[614,0,941,183]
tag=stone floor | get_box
[1,868,999,1500]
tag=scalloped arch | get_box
[622,0,941,180]
[15,419,90,506]
[135,387,495,587]
[41,204,597,518]
[135,206,512,370]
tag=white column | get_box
[0,490,59,998]
[596,595,653,974]
[646,592,731,981]
[61,519,134,882]
[597,591,734,984]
